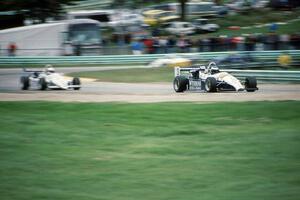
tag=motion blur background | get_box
[0,0,299,56]
[1,2,300,200]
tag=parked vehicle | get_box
[193,18,219,33]
[226,0,251,11]
[184,2,219,18]
[164,21,196,35]
[67,10,114,27]
[173,62,258,93]
[0,19,102,56]
[143,10,179,26]
[108,13,144,27]
[149,2,219,18]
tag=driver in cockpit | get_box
[45,64,55,75]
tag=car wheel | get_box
[72,77,81,90]
[205,77,217,92]
[173,76,189,93]
[20,76,30,90]
[39,77,47,90]
[245,77,257,92]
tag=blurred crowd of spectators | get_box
[115,33,300,54]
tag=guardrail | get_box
[0,50,299,67]
[223,69,300,82]
[1,50,300,82]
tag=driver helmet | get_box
[211,66,220,74]
[45,64,55,73]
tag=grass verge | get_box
[69,67,174,83]
[0,101,300,200]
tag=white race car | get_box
[20,66,81,90]
[173,62,258,93]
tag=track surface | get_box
[1,67,300,103]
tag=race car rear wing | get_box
[174,66,206,77]
[22,68,44,73]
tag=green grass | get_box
[208,19,300,37]
[0,101,300,200]
[69,67,174,83]
[192,8,300,37]
[214,9,300,29]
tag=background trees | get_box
[0,0,80,23]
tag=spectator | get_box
[217,36,225,52]
[159,36,168,54]
[223,36,231,51]
[272,33,280,50]
[167,36,176,53]
[8,42,17,56]
[185,37,193,53]
[290,33,300,50]
[256,34,266,51]
[232,36,245,51]
[177,35,187,53]
[265,33,276,50]
[152,37,160,54]
[210,37,216,52]
[190,38,198,53]
[152,28,160,37]
[238,36,245,51]
[279,34,290,50]
[131,39,144,55]
[201,37,210,52]
[143,37,154,54]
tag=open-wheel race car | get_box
[148,54,194,68]
[20,65,81,90]
[173,62,258,93]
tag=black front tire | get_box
[72,77,81,90]
[245,77,257,92]
[205,77,217,92]
[39,78,47,90]
[21,76,30,90]
[173,76,189,93]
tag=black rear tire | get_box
[21,76,30,90]
[173,76,189,93]
[205,77,217,92]
[72,77,81,90]
[39,77,47,90]
[245,77,257,92]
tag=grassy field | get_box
[69,67,174,83]
[194,9,300,37]
[208,19,300,37]
[0,101,300,200]
[213,9,300,29]
[209,21,300,37]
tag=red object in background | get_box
[228,26,241,30]
[8,42,17,56]
[143,38,154,54]
[231,36,244,44]
[9,43,17,51]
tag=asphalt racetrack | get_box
[1,67,300,103]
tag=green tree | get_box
[0,0,80,23]
[179,0,188,21]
